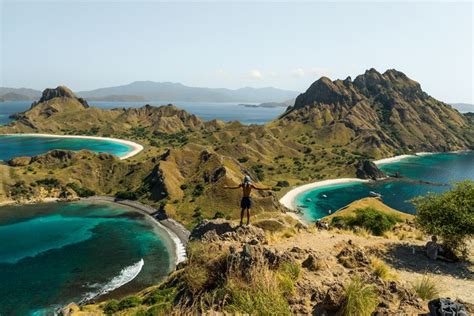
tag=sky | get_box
[0,1,473,103]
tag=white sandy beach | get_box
[3,133,144,160]
[279,178,370,211]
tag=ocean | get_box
[0,201,174,315]
[295,151,474,221]
[0,134,134,161]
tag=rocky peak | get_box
[33,86,89,108]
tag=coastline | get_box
[82,196,189,265]
[1,133,144,160]
[279,178,370,212]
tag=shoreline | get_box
[279,150,472,219]
[279,178,370,212]
[82,196,189,265]
[0,197,189,265]
[1,133,144,160]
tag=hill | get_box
[274,69,473,157]
[1,69,473,225]
[0,87,41,100]
[78,81,299,103]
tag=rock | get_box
[189,219,234,241]
[8,156,31,167]
[302,254,321,271]
[35,86,89,108]
[336,242,370,268]
[356,160,385,180]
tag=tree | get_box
[412,180,474,257]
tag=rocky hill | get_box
[2,87,210,134]
[277,69,473,157]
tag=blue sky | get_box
[1,1,472,103]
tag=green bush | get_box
[331,208,402,236]
[103,299,119,315]
[36,178,60,188]
[276,180,290,187]
[66,183,95,197]
[237,157,249,163]
[213,211,225,219]
[116,191,139,200]
[193,184,205,197]
[412,180,474,256]
[118,295,141,310]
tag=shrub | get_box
[237,157,249,163]
[36,178,60,188]
[192,184,205,197]
[180,184,188,190]
[213,211,225,219]
[332,208,402,236]
[341,276,377,316]
[143,287,176,306]
[412,180,474,256]
[118,295,141,310]
[413,275,439,300]
[102,299,119,315]
[115,191,139,200]
[276,180,290,187]
[66,183,95,197]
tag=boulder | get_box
[356,160,385,180]
[8,156,32,167]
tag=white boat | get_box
[369,191,382,198]
[322,194,327,198]
[306,198,312,202]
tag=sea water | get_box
[0,135,134,161]
[0,202,174,315]
[296,151,474,221]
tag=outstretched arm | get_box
[251,184,271,191]
[224,184,242,189]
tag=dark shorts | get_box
[240,197,252,209]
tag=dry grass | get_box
[413,275,440,300]
[341,276,378,316]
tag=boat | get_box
[322,194,327,198]
[306,198,312,202]
[369,191,382,198]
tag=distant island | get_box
[239,99,295,108]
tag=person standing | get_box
[224,175,270,226]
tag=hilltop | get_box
[275,69,473,157]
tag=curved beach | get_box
[279,178,370,211]
[2,133,144,160]
[83,196,189,265]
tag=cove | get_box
[0,201,175,316]
[295,151,474,221]
[0,134,142,161]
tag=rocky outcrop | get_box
[7,156,32,167]
[33,86,89,108]
[356,160,386,179]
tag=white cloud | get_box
[291,68,305,77]
[249,69,263,80]
[309,67,331,78]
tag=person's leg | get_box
[240,208,245,226]
[246,208,250,225]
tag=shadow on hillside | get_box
[382,244,473,280]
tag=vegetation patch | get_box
[331,207,402,236]
[341,275,377,316]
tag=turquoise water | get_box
[0,202,174,315]
[0,100,285,126]
[0,135,134,161]
[296,151,474,221]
